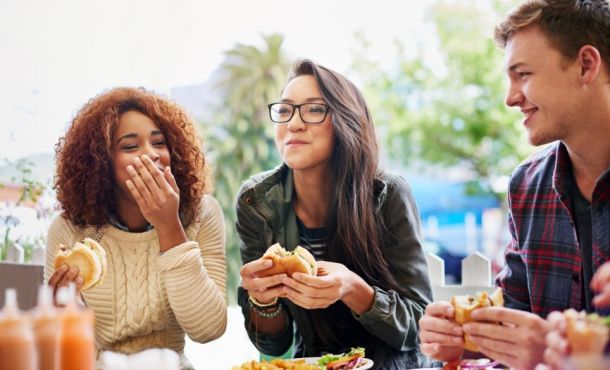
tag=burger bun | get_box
[451,287,504,352]
[54,238,107,291]
[258,243,318,278]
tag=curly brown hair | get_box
[54,87,207,228]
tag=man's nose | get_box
[505,82,523,107]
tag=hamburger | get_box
[450,287,504,352]
[564,309,610,355]
[54,238,107,291]
[258,243,318,278]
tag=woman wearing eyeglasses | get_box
[236,59,435,369]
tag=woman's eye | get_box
[122,145,137,150]
[153,140,166,146]
[309,105,326,113]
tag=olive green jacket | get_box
[236,164,434,369]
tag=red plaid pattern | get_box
[496,142,610,317]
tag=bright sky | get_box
[0,0,435,161]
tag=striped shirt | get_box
[296,217,327,260]
[496,141,610,317]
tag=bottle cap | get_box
[56,286,69,306]
[37,285,53,308]
[2,288,19,316]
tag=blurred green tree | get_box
[201,34,289,304]
[0,158,50,262]
[354,0,531,201]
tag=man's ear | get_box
[578,45,602,83]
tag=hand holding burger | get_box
[240,243,318,311]
[564,309,609,355]
[543,309,610,370]
[50,238,107,293]
[258,243,318,278]
[450,287,504,352]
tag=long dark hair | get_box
[289,59,407,296]
[288,59,410,349]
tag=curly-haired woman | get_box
[236,59,434,369]
[45,87,227,369]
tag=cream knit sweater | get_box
[45,195,227,368]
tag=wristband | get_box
[248,295,279,309]
[252,302,283,319]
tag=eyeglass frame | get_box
[267,102,330,124]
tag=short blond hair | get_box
[495,0,610,68]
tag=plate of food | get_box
[302,347,373,370]
[232,348,372,370]
[300,357,373,370]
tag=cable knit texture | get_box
[45,195,227,369]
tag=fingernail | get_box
[471,311,480,319]
[127,165,135,172]
[262,260,272,267]
[70,266,78,274]
[60,264,69,271]
[292,273,302,281]
[76,276,84,285]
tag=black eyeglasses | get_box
[267,102,329,124]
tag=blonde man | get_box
[418,1,610,369]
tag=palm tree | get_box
[202,34,290,304]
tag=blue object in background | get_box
[405,173,500,283]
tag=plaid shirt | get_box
[496,141,610,317]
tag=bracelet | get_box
[252,302,283,319]
[248,295,279,309]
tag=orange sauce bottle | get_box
[58,284,95,370]
[0,288,37,370]
[32,285,59,370]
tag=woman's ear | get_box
[578,45,602,84]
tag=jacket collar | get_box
[252,163,389,215]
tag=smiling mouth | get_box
[522,108,538,125]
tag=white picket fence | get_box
[2,247,497,309]
[425,251,495,301]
